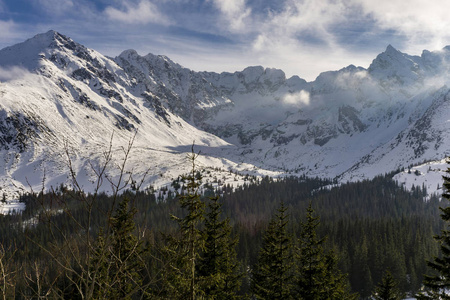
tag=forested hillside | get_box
[0,166,446,299]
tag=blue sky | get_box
[0,0,449,81]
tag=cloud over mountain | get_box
[1,31,450,198]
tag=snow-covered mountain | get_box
[1,30,450,199]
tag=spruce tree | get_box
[295,203,357,300]
[90,229,109,299]
[251,202,294,299]
[373,270,403,300]
[164,148,206,299]
[198,195,242,299]
[110,197,146,299]
[417,160,450,299]
[90,197,146,299]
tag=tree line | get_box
[0,148,449,299]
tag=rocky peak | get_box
[368,44,423,87]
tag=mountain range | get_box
[1,30,450,199]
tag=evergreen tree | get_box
[90,197,146,299]
[110,197,146,298]
[90,229,109,299]
[164,148,206,299]
[198,196,242,299]
[252,202,294,299]
[351,237,373,298]
[417,160,450,299]
[295,203,357,300]
[373,270,403,300]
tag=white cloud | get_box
[0,66,33,82]
[224,0,450,81]
[252,0,348,49]
[5,0,449,85]
[283,90,310,107]
[0,20,16,39]
[105,0,170,25]
[0,20,30,49]
[234,0,450,80]
[211,0,251,33]
[239,0,365,80]
[335,69,371,89]
[353,0,450,52]
[36,0,75,15]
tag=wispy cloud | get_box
[105,0,170,25]
[2,0,450,82]
[0,19,29,48]
[210,0,252,33]
[0,66,33,82]
[239,0,366,80]
[0,19,16,38]
[355,0,450,52]
[283,90,310,107]
[35,0,75,16]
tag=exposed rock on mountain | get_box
[2,31,450,197]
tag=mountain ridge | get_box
[1,30,450,199]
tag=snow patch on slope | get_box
[393,159,448,200]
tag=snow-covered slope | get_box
[2,30,450,199]
[0,31,278,199]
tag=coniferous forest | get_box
[0,151,449,299]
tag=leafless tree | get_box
[23,132,159,299]
[0,243,17,300]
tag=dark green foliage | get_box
[373,270,403,300]
[163,150,206,299]
[295,204,357,300]
[417,160,450,299]
[198,196,242,299]
[296,203,325,299]
[0,172,444,298]
[223,175,442,296]
[91,197,147,299]
[252,202,294,299]
[90,229,108,299]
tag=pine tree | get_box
[373,270,403,300]
[351,237,373,298]
[90,229,109,299]
[110,197,146,298]
[164,148,206,299]
[90,197,146,299]
[197,195,242,299]
[295,203,357,300]
[251,202,294,299]
[417,160,450,299]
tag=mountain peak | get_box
[368,44,417,77]
[143,52,182,69]
[119,49,139,59]
[385,44,398,53]
[0,30,84,69]
[42,29,59,38]
[24,30,69,49]
[1,31,450,199]
[241,66,265,81]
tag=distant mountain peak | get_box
[0,29,91,71]
[118,49,139,59]
[385,44,398,53]
[1,31,450,199]
[20,30,72,51]
[367,44,423,86]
